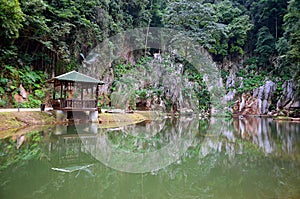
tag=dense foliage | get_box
[0,65,47,107]
[163,0,253,61]
[0,0,299,110]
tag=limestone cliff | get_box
[225,68,299,116]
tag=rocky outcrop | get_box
[277,80,298,110]
[230,78,299,116]
[253,80,277,114]
[83,51,203,113]
[233,80,277,115]
[130,57,201,113]
[223,64,300,116]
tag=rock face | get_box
[233,80,276,115]
[224,65,299,116]
[122,56,200,113]
[81,52,201,113]
[277,80,298,110]
[231,79,299,115]
[253,80,277,114]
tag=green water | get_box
[0,117,300,199]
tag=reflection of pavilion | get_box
[46,118,300,168]
[46,118,198,172]
[48,124,100,165]
[47,71,104,122]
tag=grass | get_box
[0,110,163,138]
[99,112,146,123]
[0,111,56,132]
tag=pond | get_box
[0,116,300,199]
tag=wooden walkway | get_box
[0,108,53,112]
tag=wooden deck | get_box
[51,99,98,111]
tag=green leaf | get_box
[0,87,4,94]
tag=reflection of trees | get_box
[1,118,300,199]
[0,130,49,171]
[157,118,300,199]
[81,117,199,173]
[44,118,199,173]
[45,117,300,172]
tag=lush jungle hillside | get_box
[0,0,299,116]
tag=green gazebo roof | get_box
[48,71,105,84]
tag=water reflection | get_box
[26,117,300,168]
[0,117,300,199]
[37,116,300,176]
[47,117,199,173]
[231,118,298,158]
[236,117,300,156]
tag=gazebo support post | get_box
[96,84,99,109]
[52,84,56,100]
[89,111,98,123]
[60,82,63,108]
[81,84,84,108]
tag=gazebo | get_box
[47,71,105,122]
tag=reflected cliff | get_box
[1,117,300,199]
[43,117,300,170]
[199,117,300,160]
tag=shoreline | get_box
[0,110,156,138]
[0,109,299,139]
[232,113,300,121]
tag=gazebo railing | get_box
[62,99,97,109]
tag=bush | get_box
[22,94,42,108]
[1,65,47,108]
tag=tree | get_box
[0,0,24,40]
[283,0,300,67]
[275,0,300,81]
[163,1,227,55]
[150,0,166,27]
[163,0,252,61]
[215,0,253,57]
[251,0,287,38]
[255,26,275,68]
[0,0,24,65]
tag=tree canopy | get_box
[0,0,296,73]
[0,0,299,109]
